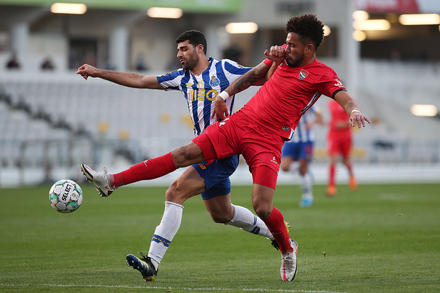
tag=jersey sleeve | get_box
[222,59,252,76]
[316,69,346,99]
[156,69,184,91]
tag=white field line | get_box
[0,283,348,293]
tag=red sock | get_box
[263,207,292,254]
[111,152,177,188]
[329,164,335,186]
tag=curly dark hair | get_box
[175,30,207,55]
[285,14,324,50]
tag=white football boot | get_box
[80,164,115,197]
[280,239,298,281]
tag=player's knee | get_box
[253,204,271,220]
[280,165,289,172]
[210,213,232,224]
[280,159,290,172]
[165,182,185,205]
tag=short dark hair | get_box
[285,14,324,51]
[176,30,207,55]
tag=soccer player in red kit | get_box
[327,99,357,196]
[82,14,370,281]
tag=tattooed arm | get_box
[334,91,370,129]
[229,62,269,95]
[212,63,268,121]
[212,46,285,121]
[225,45,285,93]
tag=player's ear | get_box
[196,44,205,55]
[305,43,314,54]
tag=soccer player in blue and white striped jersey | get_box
[157,53,250,136]
[280,104,323,207]
[77,30,280,282]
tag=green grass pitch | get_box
[1,182,439,292]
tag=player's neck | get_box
[190,57,210,76]
[299,55,316,67]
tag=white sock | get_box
[148,201,183,268]
[301,172,313,200]
[226,204,274,240]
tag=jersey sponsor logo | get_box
[187,88,218,102]
[209,75,220,87]
[299,69,309,80]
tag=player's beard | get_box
[182,50,199,71]
[286,52,305,68]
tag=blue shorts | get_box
[192,155,239,200]
[282,141,314,162]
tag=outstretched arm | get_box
[76,64,163,90]
[334,91,370,128]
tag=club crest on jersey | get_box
[209,75,220,87]
[299,69,309,80]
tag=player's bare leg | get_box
[203,192,277,242]
[280,156,294,172]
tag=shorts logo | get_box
[209,75,220,87]
[299,69,309,80]
[270,156,278,164]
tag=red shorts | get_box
[327,132,352,158]
[192,111,284,189]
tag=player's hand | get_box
[264,45,285,63]
[76,64,99,80]
[349,110,371,129]
[212,96,229,121]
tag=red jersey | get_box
[240,58,345,140]
[328,99,351,137]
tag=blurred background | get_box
[0,0,439,187]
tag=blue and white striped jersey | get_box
[157,58,251,136]
[290,104,321,144]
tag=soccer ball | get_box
[49,179,83,213]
